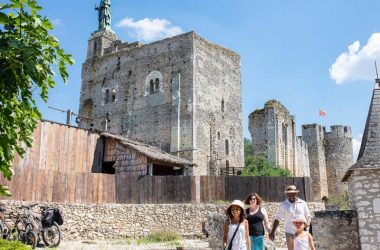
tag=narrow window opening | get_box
[155,78,160,92]
[226,160,230,173]
[116,56,120,70]
[217,131,220,140]
[93,42,97,56]
[105,89,110,104]
[150,79,154,94]
[225,139,229,155]
[221,99,225,112]
[128,70,132,77]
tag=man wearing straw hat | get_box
[269,185,311,249]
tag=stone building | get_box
[249,100,353,200]
[78,11,244,175]
[342,80,380,249]
[248,100,310,177]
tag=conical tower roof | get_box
[342,80,380,181]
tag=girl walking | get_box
[223,200,250,250]
[244,193,271,250]
[289,215,315,250]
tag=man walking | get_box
[269,185,311,249]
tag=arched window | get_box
[155,78,160,92]
[105,89,110,104]
[225,139,229,155]
[150,79,154,94]
[221,99,225,112]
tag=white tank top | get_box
[227,222,247,250]
[294,232,310,250]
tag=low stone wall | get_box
[313,210,359,250]
[0,200,324,249]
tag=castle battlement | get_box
[324,125,352,139]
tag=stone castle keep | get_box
[249,100,353,199]
[78,28,244,175]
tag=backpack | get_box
[41,210,54,228]
[53,208,63,226]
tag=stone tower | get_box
[248,100,309,176]
[78,7,244,175]
[324,125,353,197]
[342,80,380,249]
[301,124,329,200]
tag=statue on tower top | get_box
[95,0,111,31]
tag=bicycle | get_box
[19,204,61,248]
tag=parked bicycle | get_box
[0,205,38,248]
[19,204,62,248]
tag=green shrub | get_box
[0,239,31,250]
[243,156,292,177]
[136,231,182,245]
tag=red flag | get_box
[319,109,326,116]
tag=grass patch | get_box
[134,231,182,245]
[0,239,31,250]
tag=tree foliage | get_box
[243,138,292,177]
[0,0,74,196]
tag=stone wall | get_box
[324,125,353,197]
[313,210,359,250]
[296,136,310,177]
[193,34,243,175]
[302,124,328,200]
[348,169,380,249]
[0,200,324,249]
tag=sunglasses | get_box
[250,197,256,201]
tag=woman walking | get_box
[223,200,250,250]
[244,193,271,250]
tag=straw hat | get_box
[292,215,307,224]
[228,200,245,210]
[284,185,299,194]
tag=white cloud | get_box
[352,133,362,161]
[116,17,183,42]
[52,19,63,26]
[329,33,380,84]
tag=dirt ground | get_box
[36,239,211,250]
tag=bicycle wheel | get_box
[24,230,37,249]
[42,222,61,247]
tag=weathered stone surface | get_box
[313,210,359,250]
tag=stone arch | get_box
[145,71,163,95]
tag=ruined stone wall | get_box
[248,111,266,157]
[301,124,328,200]
[193,34,243,175]
[0,200,324,249]
[248,100,298,176]
[296,136,310,177]
[348,169,380,249]
[324,125,353,197]
[312,210,359,250]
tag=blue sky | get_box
[35,0,380,159]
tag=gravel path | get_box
[37,239,210,250]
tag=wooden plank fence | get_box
[0,167,311,204]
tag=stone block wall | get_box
[312,210,359,250]
[193,34,243,175]
[296,136,310,177]
[347,169,380,249]
[0,200,324,249]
